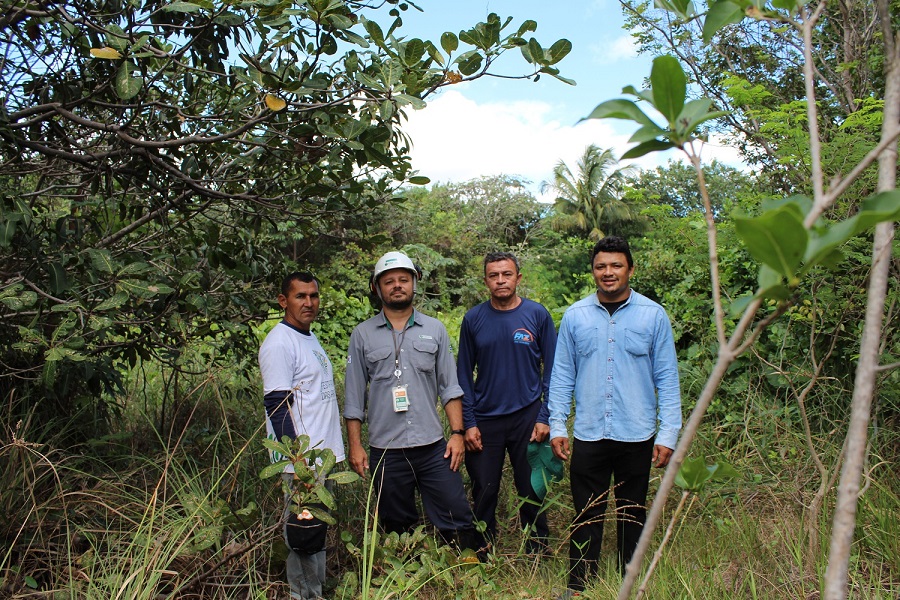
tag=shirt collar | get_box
[380,309,417,330]
[591,289,633,307]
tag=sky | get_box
[370,0,743,200]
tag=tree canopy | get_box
[0,0,571,429]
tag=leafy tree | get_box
[621,0,891,194]
[541,144,645,240]
[0,0,571,434]
[585,1,899,596]
[627,159,763,218]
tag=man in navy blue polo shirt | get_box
[457,251,557,557]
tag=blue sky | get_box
[369,0,741,198]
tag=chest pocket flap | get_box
[365,345,394,380]
[410,340,438,372]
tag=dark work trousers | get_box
[568,437,654,591]
[464,400,549,553]
[370,440,476,548]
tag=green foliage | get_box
[338,525,495,599]
[261,434,359,525]
[583,55,729,159]
[0,0,570,435]
[675,457,739,492]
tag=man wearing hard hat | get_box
[344,251,477,550]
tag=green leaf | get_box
[546,39,572,65]
[526,38,544,65]
[516,19,537,36]
[455,51,483,76]
[115,62,142,100]
[87,248,116,274]
[423,41,444,66]
[46,346,87,362]
[675,457,714,491]
[259,461,290,480]
[407,176,430,185]
[0,217,17,247]
[313,483,337,510]
[621,139,676,159]
[118,261,152,276]
[734,205,808,278]
[804,190,900,269]
[650,55,686,126]
[703,1,745,44]
[756,264,792,300]
[393,94,426,109]
[772,0,802,9]
[403,38,425,66]
[440,32,459,54]
[47,262,69,295]
[729,293,754,317]
[363,19,385,46]
[628,123,668,144]
[94,291,128,311]
[327,470,361,484]
[105,23,127,53]
[164,1,204,13]
[582,99,658,128]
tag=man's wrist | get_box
[450,429,465,436]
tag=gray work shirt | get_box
[344,309,464,450]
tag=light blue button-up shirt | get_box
[548,290,682,449]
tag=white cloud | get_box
[401,88,747,201]
[404,88,632,200]
[589,35,638,64]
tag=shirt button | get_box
[407,421,412,424]
[608,338,613,342]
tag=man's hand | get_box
[531,422,550,443]
[444,434,465,471]
[464,426,483,452]
[652,444,673,468]
[349,445,369,477]
[550,436,570,461]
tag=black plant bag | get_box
[285,505,328,554]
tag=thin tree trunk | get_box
[823,2,899,595]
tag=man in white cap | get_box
[344,251,477,550]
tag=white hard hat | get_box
[372,251,418,283]
[371,251,420,299]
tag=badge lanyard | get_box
[391,324,408,381]
[390,323,410,412]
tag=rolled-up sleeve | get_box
[436,326,464,405]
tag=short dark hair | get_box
[590,236,633,269]
[280,271,318,296]
[483,251,520,275]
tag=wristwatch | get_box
[450,429,465,436]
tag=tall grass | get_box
[1,352,898,599]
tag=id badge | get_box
[392,385,410,412]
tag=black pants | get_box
[568,437,654,591]
[370,441,475,548]
[464,400,549,552]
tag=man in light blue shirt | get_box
[549,236,681,595]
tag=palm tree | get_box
[541,144,641,240]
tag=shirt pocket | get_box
[365,346,395,381]
[624,329,652,356]
[573,327,598,357]
[410,340,438,373]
